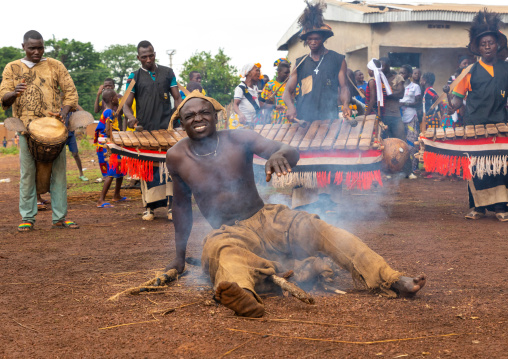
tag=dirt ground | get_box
[0,150,507,359]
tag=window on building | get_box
[388,52,420,68]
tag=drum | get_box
[381,138,410,173]
[26,117,68,194]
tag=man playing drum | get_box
[165,91,426,318]
[0,30,79,232]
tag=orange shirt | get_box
[452,60,494,98]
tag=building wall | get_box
[0,124,16,144]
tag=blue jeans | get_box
[19,134,67,224]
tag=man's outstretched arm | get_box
[283,73,298,121]
[235,129,299,181]
[338,60,351,117]
[165,161,193,273]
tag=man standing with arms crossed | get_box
[123,41,182,221]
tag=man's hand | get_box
[97,84,104,96]
[15,79,27,97]
[265,152,293,182]
[127,117,138,128]
[286,106,297,121]
[238,113,247,124]
[342,105,352,118]
[48,111,64,123]
[165,257,185,274]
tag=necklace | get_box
[313,52,326,75]
[192,134,220,157]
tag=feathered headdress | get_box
[468,9,507,56]
[298,1,334,40]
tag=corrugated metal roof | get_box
[330,1,508,14]
[277,1,508,50]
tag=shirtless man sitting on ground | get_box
[166,91,426,318]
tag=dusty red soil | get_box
[0,152,507,358]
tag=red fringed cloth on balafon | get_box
[420,136,508,180]
[107,144,168,182]
[253,149,383,190]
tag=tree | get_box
[180,49,238,105]
[0,46,24,120]
[45,37,109,117]
[100,44,138,93]
[0,46,24,78]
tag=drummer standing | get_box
[123,41,182,221]
[0,30,79,232]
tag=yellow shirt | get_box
[0,58,78,127]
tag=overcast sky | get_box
[2,0,505,82]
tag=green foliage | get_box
[101,44,138,93]
[0,145,19,155]
[0,46,24,78]
[45,37,109,119]
[180,49,238,105]
[0,46,23,120]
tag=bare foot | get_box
[391,275,426,297]
[215,281,264,317]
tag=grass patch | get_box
[0,146,19,155]
[66,167,104,194]
[79,136,95,151]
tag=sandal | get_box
[97,202,114,208]
[37,202,47,211]
[495,212,508,222]
[52,220,80,229]
[18,222,34,232]
[79,175,89,181]
[167,208,173,221]
[142,208,154,221]
[465,209,485,220]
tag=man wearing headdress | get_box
[282,1,352,208]
[284,1,351,123]
[444,10,508,221]
[0,30,79,231]
[165,90,426,318]
[123,40,182,221]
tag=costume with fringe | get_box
[425,10,508,211]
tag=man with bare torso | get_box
[166,92,426,317]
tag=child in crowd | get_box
[94,89,125,208]
[421,72,441,129]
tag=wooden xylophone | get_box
[109,128,187,151]
[105,115,384,189]
[253,115,380,152]
[419,123,508,180]
[106,129,187,182]
[252,115,384,190]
